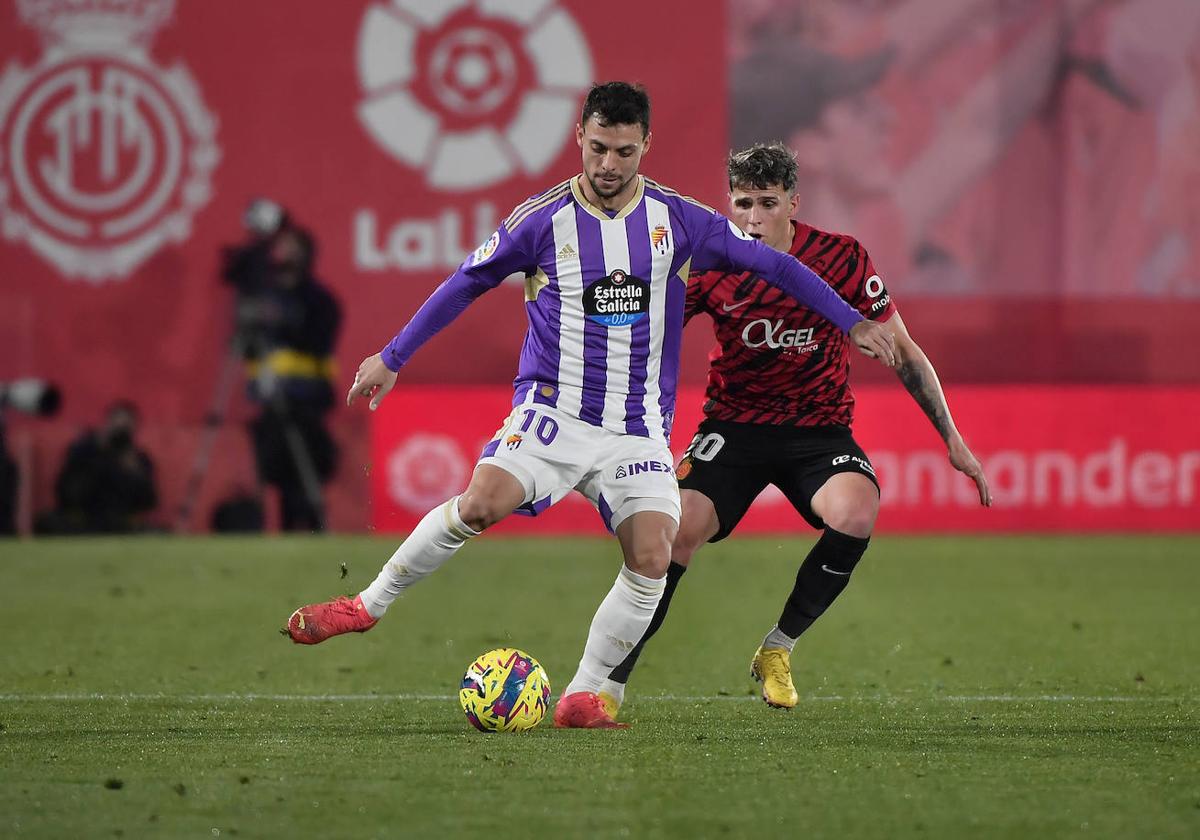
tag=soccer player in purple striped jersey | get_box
[284,82,897,729]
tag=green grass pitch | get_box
[1,534,1197,838]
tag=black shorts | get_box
[676,419,879,541]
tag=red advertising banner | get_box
[371,386,1200,534]
[3,0,1198,535]
[0,0,728,418]
[0,0,727,532]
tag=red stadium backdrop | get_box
[371,387,1200,534]
[1,0,1198,534]
[0,0,728,532]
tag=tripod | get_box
[174,332,327,533]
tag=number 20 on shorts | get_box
[685,431,725,461]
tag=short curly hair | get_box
[727,142,798,193]
[580,81,651,137]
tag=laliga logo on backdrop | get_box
[352,0,592,271]
[355,0,590,190]
[0,0,219,282]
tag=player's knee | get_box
[671,543,696,568]
[455,492,508,532]
[672,492,718,567]
[819,492,879,539]
[670,525,707,568]
[625,541,671,577]
[623,526,673,577]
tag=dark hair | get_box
[580,81,651,137]
[727,142,798,193]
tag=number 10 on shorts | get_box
[516,408,559,446]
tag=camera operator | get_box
[222,197,287,298]
[0,379,60,534]
[224,208,341,532]
[36,401,157,534]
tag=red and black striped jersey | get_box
[685,221,897,427]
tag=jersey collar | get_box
[571,174,645,222]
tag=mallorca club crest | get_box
[0,0,220,281]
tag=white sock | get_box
[762,625,798,653]
[358,496,479,619]
[563,566,665,697]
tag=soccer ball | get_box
[459,647,551,732]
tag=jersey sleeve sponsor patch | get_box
[471,230,501,265]
[863,273,892,316]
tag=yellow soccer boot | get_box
[750,646,799,709]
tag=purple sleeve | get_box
[689,211,864,334]
[380,224,534,371]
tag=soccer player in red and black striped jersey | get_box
[599,143,992,715]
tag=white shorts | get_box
[478,403,680,532]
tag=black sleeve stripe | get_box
[828,240,872,301]
[806,235,843,264]
[690,271,731,314]
[825,245,857,290]
[798,228,824,254]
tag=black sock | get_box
[777,528,870,639]
[608,561,688,685]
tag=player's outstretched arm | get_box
[348,224,533,412]
[346,273,489,413]
[889,312,992,506]
[701,214,897,366]
[751,241,897,367]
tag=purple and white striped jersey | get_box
[381,175,863,444]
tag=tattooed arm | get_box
[888,312,992,506]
